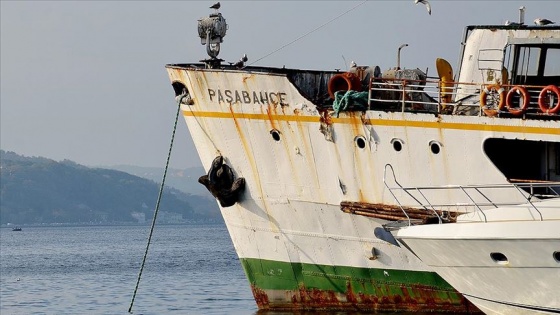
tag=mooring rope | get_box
[128,94,185,314]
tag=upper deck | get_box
[167,25,560,120]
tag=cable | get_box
[248,1,368,66]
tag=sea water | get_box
[0,224,257,315]
[1,225,446,315]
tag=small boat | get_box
[12,227,22,231]
[385,164,560,315]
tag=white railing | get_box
[367,78,560,117]
[382,164,560,226]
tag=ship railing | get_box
[382,164,560,226]
[367,77,560,117]
[368,78,478,115]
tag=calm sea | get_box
[1,225,449,315]
[0,224,258,315]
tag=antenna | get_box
[342,55,348,70]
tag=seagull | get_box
[534,18,555,26]
[210,2,220,10]
[505,20,523,26]
[232,54,248,69]
[414,0,431,15]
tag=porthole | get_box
[355,136,366,149]
[490,252,508,264]
[270,129,281,141]
[429,141,442,154]
[554,251,560,262]
[390,138,404,152]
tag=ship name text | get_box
[208,89,287,105]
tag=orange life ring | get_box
[538,85,560,114]
[328,72,362,99]
[480,84,506,117]
[505,86,529,116]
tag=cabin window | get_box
[556,143,560,176]
[544,47,560,76]
[554,251,560,263]
[516,46,540,76]
[510,45,560,86]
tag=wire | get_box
[248,1,368,66]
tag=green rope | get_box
[332,90,369,117]
[128,94,184,314]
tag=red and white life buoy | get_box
[538,85,560,114]
[480,84,506,117]
[505,86,529,116]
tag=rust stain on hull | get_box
[341,201,459,223]
[251,283,482,313]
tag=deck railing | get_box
[367,77,560,118]
[382,164,560,226]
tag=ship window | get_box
[355,136,366,149]
[516,47,540,76]
[512,45,560,85]
[544,47,560,76]
[490,252,508,264]
[556,143,560,176]
[429,141,442,154]
[390,138,404,152]
[554,251,560,263]
[270,129,281,141]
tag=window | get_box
[516,47,540,76]
[544,48,560,76]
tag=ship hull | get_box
[166,65,558,312]
[223,201,476,312]
[394,204,560,315]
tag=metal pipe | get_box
[397,44,408,69]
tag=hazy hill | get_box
[0,150,220,225]
[106,165,210,197]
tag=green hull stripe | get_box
[241,257,459,298]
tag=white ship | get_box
[389,177,560,314]
[164,6,559,312]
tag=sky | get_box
[1,1,558,169]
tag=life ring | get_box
[538,85,560,114]
[480,84,506,117]
[328,72,362,99]
[505,86,529,116]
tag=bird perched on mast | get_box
[534,18,555,26]
[414,0,431,15]
[210,2,220,10]
[505,20,523,26]
[232,54,248,69]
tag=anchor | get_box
[199,156,245,207]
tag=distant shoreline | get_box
[1,221,225,229]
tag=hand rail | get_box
[382,164,560,225]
